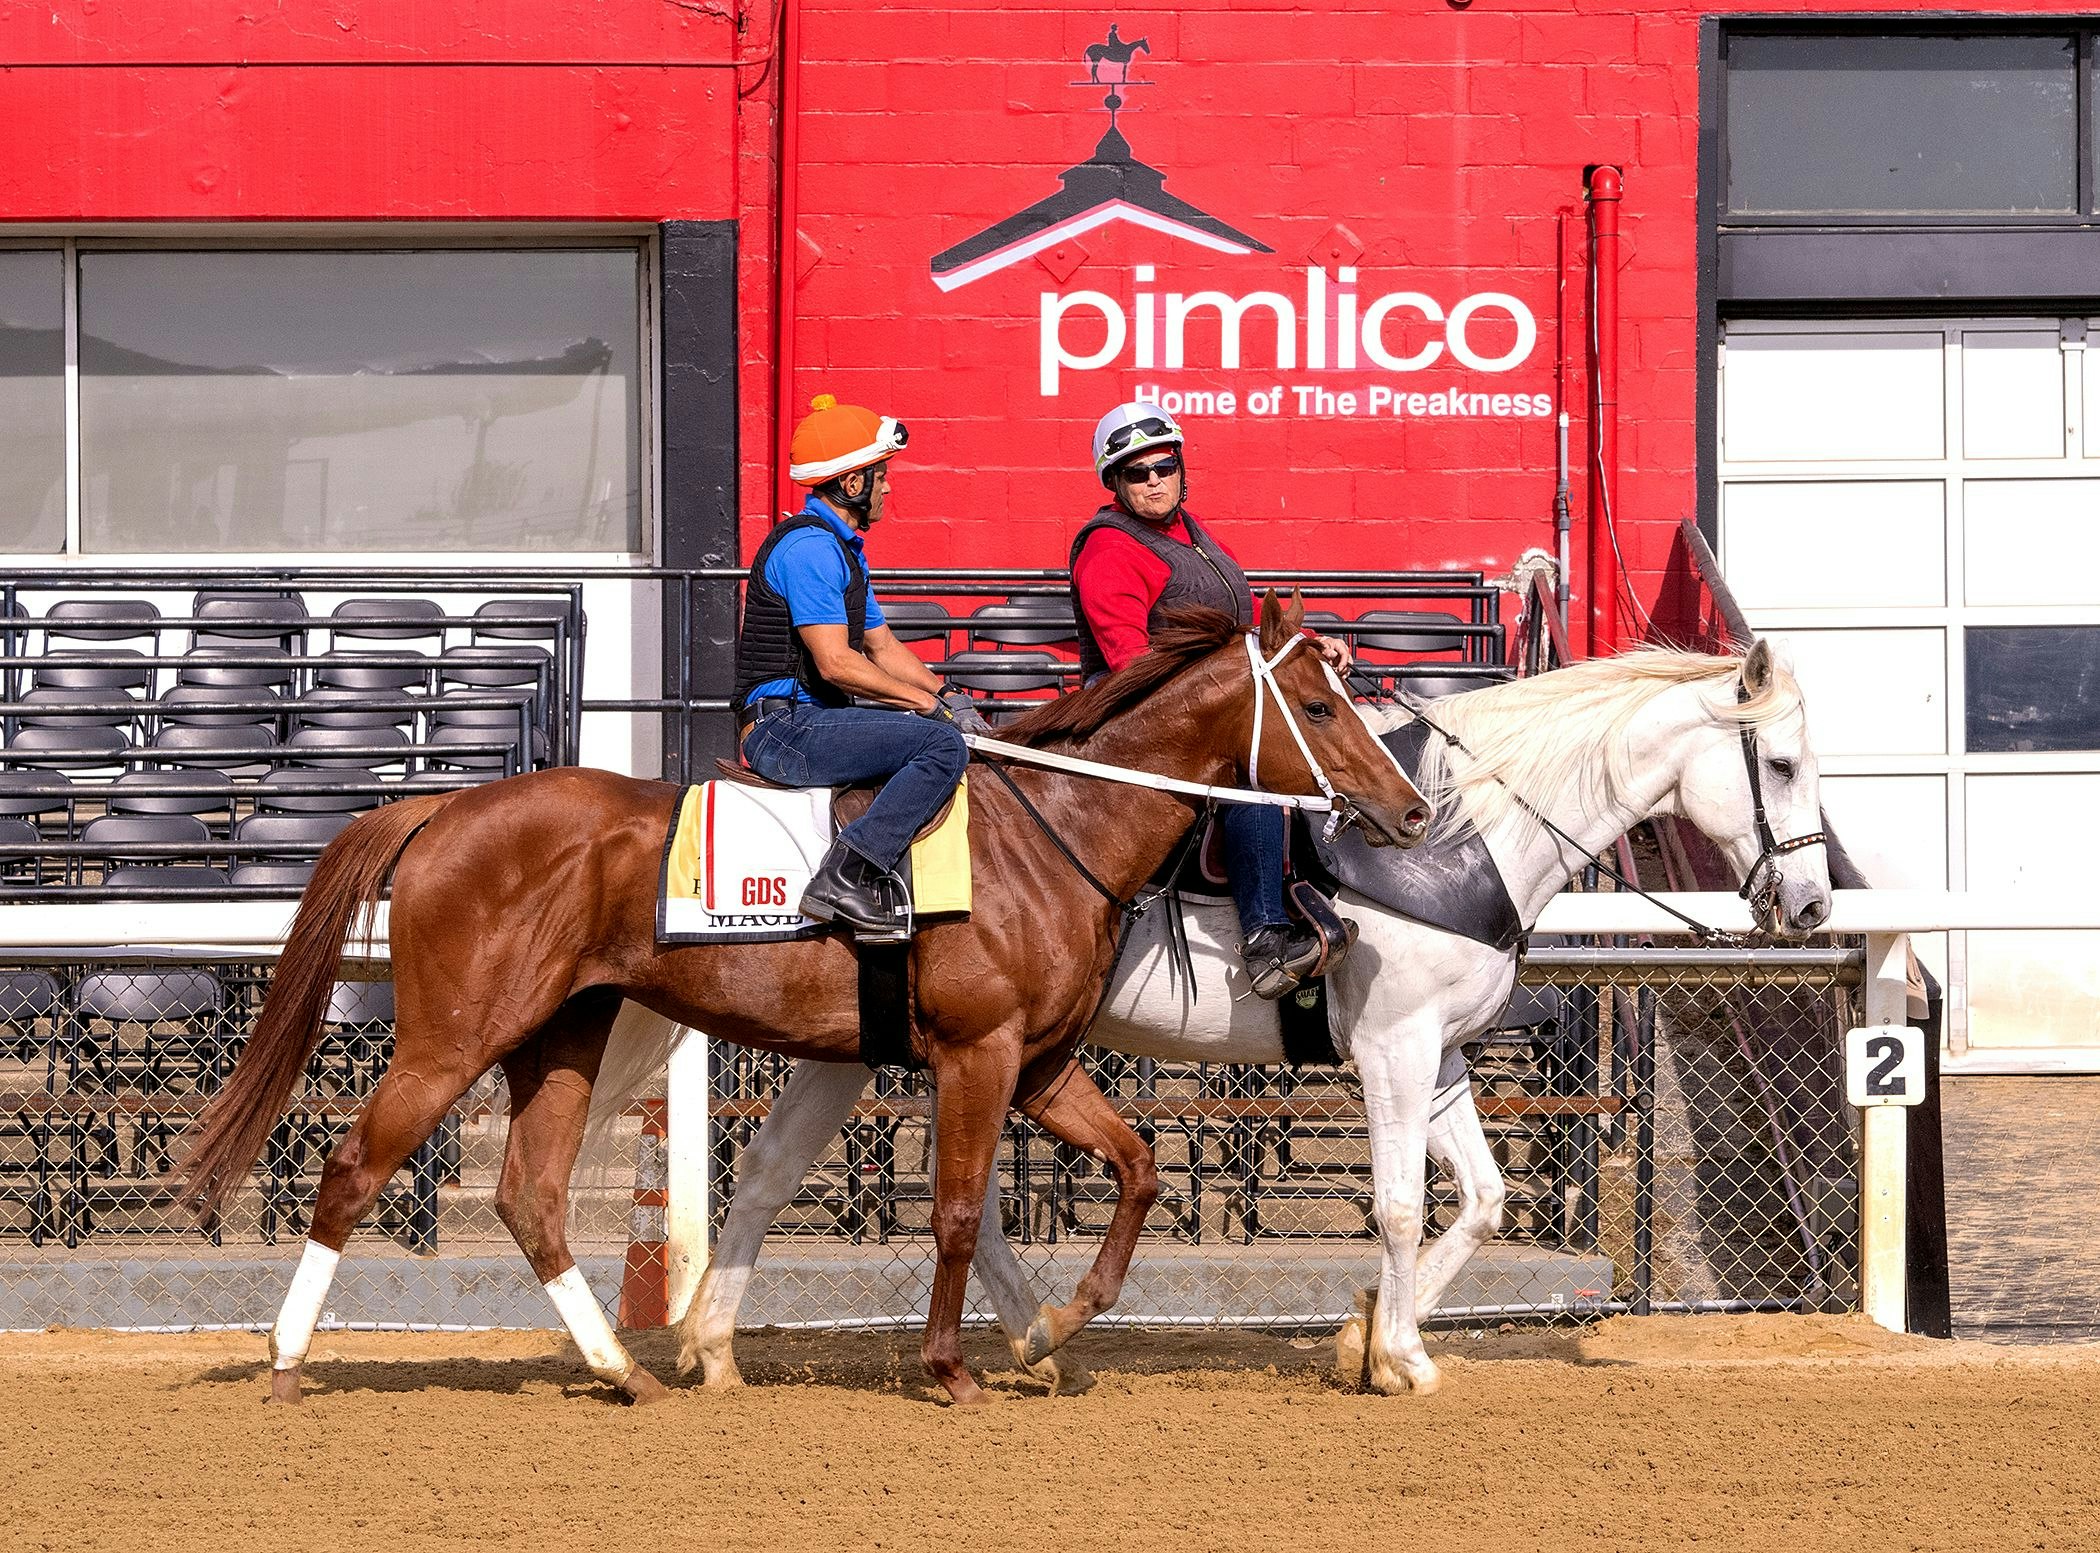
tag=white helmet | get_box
[1092,401,1184,485]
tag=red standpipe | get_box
[771,0,805,519]
[1553,203,1576,628]
[1585,165,1622,657]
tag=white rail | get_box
[2,888,2097,952]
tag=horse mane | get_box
[999,605,1244,748]
[1366,647,1803,843]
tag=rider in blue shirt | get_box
[732,395,978,936]
[743,505,891,702]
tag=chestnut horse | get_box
[178,595,1430,1406]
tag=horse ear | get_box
[1258,588,1288,653]
[1741,638,1774,696]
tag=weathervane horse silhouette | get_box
[1086,24,1150,85]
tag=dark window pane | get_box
[0,251,66,553]
[79,250,640,555]
[1967,628,2100,752]
[1726,33,2077,216]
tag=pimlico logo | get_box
[928,29,1548,418]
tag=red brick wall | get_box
[0,2,739,220]
[11,0,2093,626]
[758,0,2099,632]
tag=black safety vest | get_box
[1069,505,1254,683]
[733,513,869,719]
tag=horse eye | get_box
[1768,757,1796,782]
[1304,700,1333,720]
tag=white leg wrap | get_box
[270,1241,341,1370]
[544,1266,631,1382]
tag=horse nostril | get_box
[1796,899,1828,928]
[1404,807,1431,834]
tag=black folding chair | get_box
[190,591,309,657]
[331,597,446,653]
[61,967,227,1098]
[254,768,382,815]
[876,600,954,645]
[4,726,128,774]
[176,646,295,692]
[159,684,282,729]
[968,597,1079,650]
[294,686,415,732]
[288,725,410,774]
[108,770,236,818]
[148,724,274,778]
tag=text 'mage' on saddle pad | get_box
[657,777,973,945]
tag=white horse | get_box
[594,643,1831,1395]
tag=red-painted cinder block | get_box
[1633,13,1698,67]
[1354,62,1468,117]
[1467,63,1587,118]
[1411,113,1527,166]
[1522,14,1639,66]
[1583,62,1685,117]
[1520,105,1639,164]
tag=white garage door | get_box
[1719,317,2100,1065]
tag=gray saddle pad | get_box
[1307,719,1524,952]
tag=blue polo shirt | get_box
[745,495,889,707]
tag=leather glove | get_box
[936,690,994,735]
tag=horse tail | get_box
[176,790,459,1221]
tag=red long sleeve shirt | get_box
[1070,509,1260,673]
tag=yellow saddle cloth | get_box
[658,777,972,944]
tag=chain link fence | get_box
[0,941,1861,1335]
[712,941,1863,1331]
[0,958,651,1331]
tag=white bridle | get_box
[962,630,1413,840]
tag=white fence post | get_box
[664,1027,711,1325]
[1857,930,1911,1333]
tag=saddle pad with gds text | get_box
[657,778,973,945]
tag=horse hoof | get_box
[621,1367,673,1406]
[1022,1323,1056,1367]
[946,1384,991,1409]
[1021,1301,1063,1366]
[1369,1359,1441,1397]
[700,1361,745,1392]
[266,1367,304,1406]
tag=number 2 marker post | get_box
[1848,1012,1926,1333]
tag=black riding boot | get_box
[1241,923,1328,1001]
[800,842,908,938]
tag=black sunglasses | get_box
[1115,453,1183,484]
[1103,417,1176,458]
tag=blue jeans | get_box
[1220,802,1289,936]
[741,704,968,871]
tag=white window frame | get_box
[0,224,660,569]
[1719,313,2099,1064]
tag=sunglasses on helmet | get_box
[1103,417,1177,459]
[1115,453,1183,484]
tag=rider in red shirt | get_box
[1069,402,1356,998]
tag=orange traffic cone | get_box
[616,1097,669,1329]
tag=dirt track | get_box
[3,1316,2097,1552]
